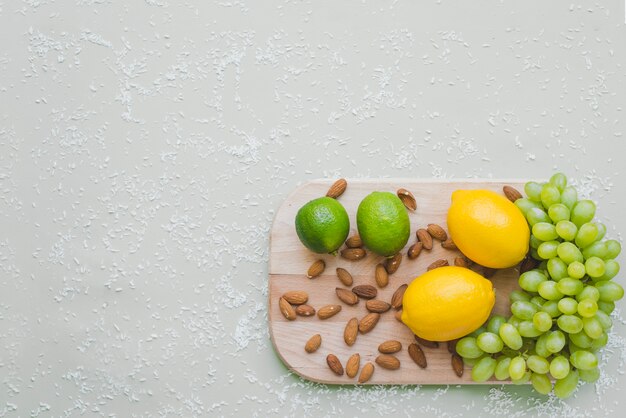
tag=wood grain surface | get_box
[269,179,528,385]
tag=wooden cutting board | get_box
[269,179,527,385]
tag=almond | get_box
[304,334,321,353]
[376,354,400,370]
[441,238,457,250]
[427,259,449,271]
[307,259,325,279]
[454,256,469,268]
[279,297,296,320]
[346,353,360,378]
[397,188,417,211]
[447,339,458,354]
[520,255,538,275]
[336,267,354,286]
[344,317,359,346]
[407,242,423,260]
[345,234,362,249]
[326,178,347,199]
[336,287,359,306]
[358,312,380,334]
[427,223,448,241]
[394,310,403,322]
[282,290,308,305]
[414,335,439,349]
[451,353,464,377]
[352,284,377,299]
[366,299,391,313]
[390,284,408,309]
[503,185,522,202]
[295,304,316,317]
[416,228,433,250]
[378,340,402,354]
[408,343,427,369]
[384,253,402,275]
[375,263,389,288]
[317,304,342,319]
[327,354,344,376]
[483,267,497,278]
[358,362,375,384]
[340,248,366,261]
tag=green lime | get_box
[295,197,350,254]
[357,191,410,257]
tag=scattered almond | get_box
[451,353,464,377]
[397,188,417,211]
[447,339,459,354]
[358,312,380,334]
[296,304,316,317]
[336,267,354,286]
[454,257,469,268]
[414,335,439,349]
[378,340,402,354]
[282,290,308,305]
[366,299,391,313]
[520,256,538,275]
[383,253,402,275]
[346,353,360,378]
[483,267,497,278]
[327,354,344,376]
[503,185,522,202]
[335,287,359,306]
[427,224,448,241]
[345,234,362,248]
[376,354,400,370]
[340,248,366,261]
[375,263,389,288]
[407,242,423,260]
[344,317,359,346]
[394,310,403,322]
[304,334,321,353]
[427,259,449,271]
[307,259,325,279]
[326,178,347,199]
[416,228,433,250]
[390,284,408,309]
[352,284,377,299]
[279,297,296,321]
[441,238,457,250]
[358,362,375,384]
[317,304,342,319]
[408,343,427,369]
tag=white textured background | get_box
[1,0,626,417]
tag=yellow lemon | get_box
[401,266,495,341]
[447,189,530,269]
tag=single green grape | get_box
[594,222,607,241]
[508,356,527,381]
[605,239,622,259]
[554,369,579,399]
[560,186,578,210]
[557,314,584,334]
[579,367,600,383]
[541,183,561,209]
[509,289,532,303]
[537,241,559,259]
[582,241,608,260]
[577,285,600,302]
[527,355,550,374]
[567,261,586,279]
[595,281,624,302]
[538,280,564,301]
[575,223,599,249]
[550,172,567,192]
[556,242,584,265]
[547,258,568,281]
[498,323,523,350]
[585,257,606,278]
[593,310,613,330]
[546,330,566,353]
[577,299,598,318]
[569,350,598,370]
[511,301,538,320]
[518,270,547,293]
[590,332,608,350]
[556,277,584,296]
[597,300,615,314]
[531,373,553,395]
[571,200,596,227]
[582,317,603,339]
[471,356,497,382]
[533,222,559,241]
[524,182,543,202]
[569,331,593,349]
[456,337,485,359]
[557,297,578,315]
[548,203,570,223]
[549,355,570,379]
[494,356,512,380]
[518,321,543,338]
[476,332,504,354]
[596,259,619,281]
[487,315,507,335]
[541,300,561,318]
[527,207,551,226]
[555,220,577,242]
[535,333,551,357]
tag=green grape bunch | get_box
[458,173,623,398]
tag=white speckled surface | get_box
[1,1,625,416]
